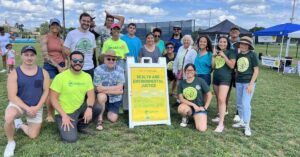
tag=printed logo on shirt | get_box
[237,57,249,72]
[75,38,93,54]
[215,56,225,69]
[167,61,174,70]
[68,81,86,87]
[183,87,197,101]
[195,85,201,90]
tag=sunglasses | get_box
[173,28,181,31]
[106,58,116,62]
[167,46,174,49]
[154,35,160,38]
[72,59,84,64]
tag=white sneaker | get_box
[211,116,220,123]
[214,125,224,133]
[233,115,241,122]
[0,69,7,73]
[180,117,188,127]
[4,141,16,157]
[14,118,23,130]
[244,126,252,136]
[232,120,245,128]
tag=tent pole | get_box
[296,41,299,58]
[266,43,269,55]
[285,38,291,57]
[279,36,284,72]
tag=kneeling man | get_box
[94,50,125,130]
[50,51,100,143]
[4,46,50,157]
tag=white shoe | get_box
[4,141,16,157]
[233,115,241,122]
[14,118,23,130]
[232,120,245,128]
[244,126,252,136]
[0,69,7,73]
[225,111,229,115]
[180,117,188,127]
[214,125,224,133]
[211,116,220,123]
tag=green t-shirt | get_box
[50,69,94,114]
[102,38,129,59]
[156,40,165,54]
[213,49,236,82]
[236,51,259,83]
[177,77,210,106]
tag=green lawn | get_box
[0,43,299,156]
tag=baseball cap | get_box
[111,23,121,29]
[49,18,61,26]
[21,45,37,54]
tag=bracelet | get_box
[87,105,93,109]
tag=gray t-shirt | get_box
[139,46,161,63]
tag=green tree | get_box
[39,21,49,35]
[249,26,265,33]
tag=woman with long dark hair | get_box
[194,35,213,86]
[211,36,236,133]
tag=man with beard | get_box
[64,12,96,78]
[169,25,183,54]
[50,51,101,143]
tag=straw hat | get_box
[234,36,254,50]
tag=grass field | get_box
[0,43,299,156]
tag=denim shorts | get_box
[197,74,211,86]
[107,100,122,114]
[43,62,65,79]
[192,107,207,116]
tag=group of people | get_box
[2,11,259,157]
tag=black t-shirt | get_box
[213,49,236,82]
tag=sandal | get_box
[46,116,55,123]
[96,120,103,131]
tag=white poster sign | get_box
[258,36,277,43]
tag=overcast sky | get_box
[0,0,299,30]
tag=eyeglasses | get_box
[72,59,84,64]
[186,69,194,72]
[154,35,160,38]
[106,57,116,62]
[167,46,174,49]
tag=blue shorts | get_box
[43,62,65,79]
[107,100,122,114]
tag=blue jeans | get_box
[236,83,256,124]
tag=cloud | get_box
[102,3,167,16]
[230,4,269,14]
[0,0,47,13]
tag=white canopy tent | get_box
[288,30,300,38]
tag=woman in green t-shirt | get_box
[177,63,212,132]
[232,36,259,137]
[212,36,236,133]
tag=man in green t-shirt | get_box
[50,51,101,143]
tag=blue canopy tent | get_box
[254,23,300,58]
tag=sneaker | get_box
[232,120,245,128]
[180,117,188,127]
[211,116,220,123]
[4,141,16,157]
[214,125,224,133]
[0,69,6,73]
[244,126,252,136]
[233,115,241,122]
[14,118,23,130]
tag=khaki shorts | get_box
[6,102,43,124]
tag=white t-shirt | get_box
[7,49,15,59]
[64,29,96,70]
[94,25,111,45]
[0,33,11,56]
